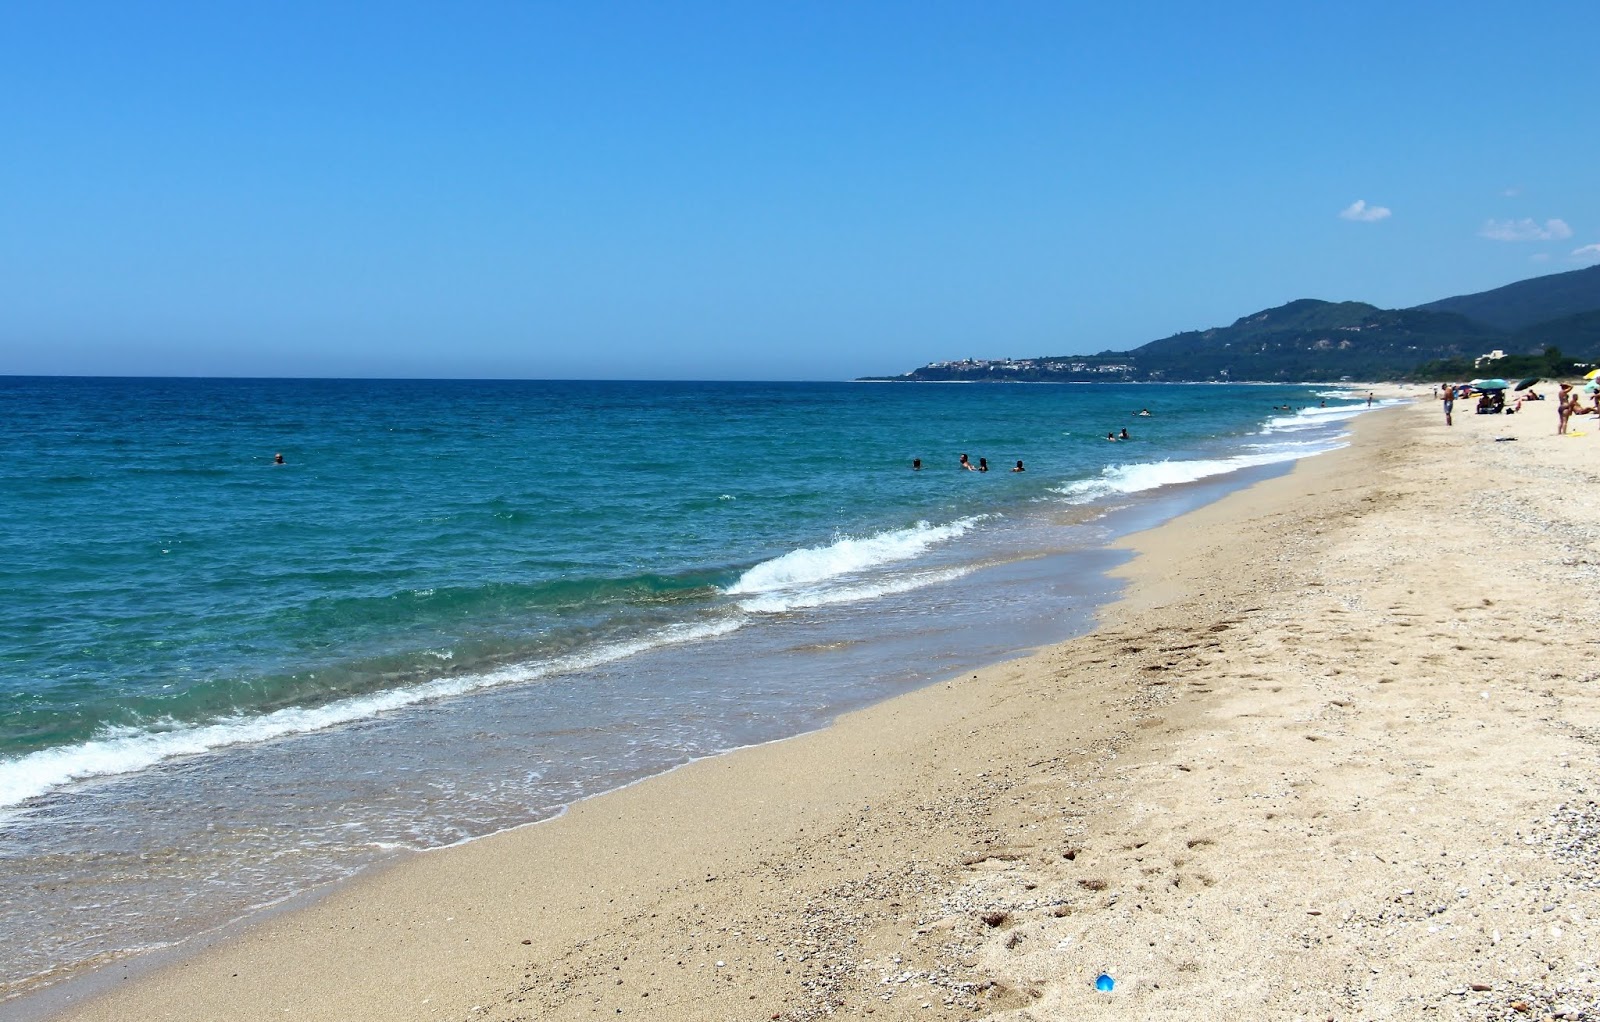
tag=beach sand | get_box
[38,392,1600,1021]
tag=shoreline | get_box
[2,389,1354,1005]
[6,435,1313,1016]
[39,391,1600,1020]
[22,406,1400,1021]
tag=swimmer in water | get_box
[912,458,921,471]
[1012,460,1025,472]
[273,453,285,465]
[1106,432,1117,441]
[1119,428,1130,440]
[978,457,988,472]
[959,453,975,470]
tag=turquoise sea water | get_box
[0,377,1370,999]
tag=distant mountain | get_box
[1121,299,1494,381]
[1510,308,1600,351]
[867,264,1600,383]
[1414,263,1600,331]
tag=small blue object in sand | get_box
[1095,973,1115,992]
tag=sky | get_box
[2,1,1597,380]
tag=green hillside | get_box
[1510,308,1600,352]
[866,264,1600,383]
[1414,263,1600,331]
[1124,300,1495,380]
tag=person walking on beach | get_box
[1442,385,1455,427]
[1557,384,1575,435]
[1367,392,1374,407]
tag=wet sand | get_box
[40,390,1600,1021]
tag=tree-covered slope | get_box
[864,266,1600,383]
[1510,308,1600,358]
[1414,263,1600,331]
[1113,300,1499,380]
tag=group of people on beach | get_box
[1439,381,1596,434]
[1555,382,1599,435]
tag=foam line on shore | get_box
[0,617,744,814]
[1050,445,1337,504]
[726,518,981,596]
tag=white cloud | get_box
[1339,199,1391,222]
[1574,243,1600,261]
[1479,217,1573,241]
[1502,186,1521,197]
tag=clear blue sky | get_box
[3,1,1597,380]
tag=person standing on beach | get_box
[1442,386,1454,427]
[1367,392,1374,407]
[1557,384,1575,435]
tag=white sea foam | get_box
[737,567,973,614]
[1261,404,1368,434]
[1051,448,1327,504]
[727,518,979,596]
[0,617,744,813]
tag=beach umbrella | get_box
[1514,377,1541,391]
[1586,368,1600,380]
[1471,378,1510,391]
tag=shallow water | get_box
[0,378,1370,996]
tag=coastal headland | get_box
[37,392,1600,1021]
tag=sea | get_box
[0,376,1378,1001]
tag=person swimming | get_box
[1012,460,1025,472]
[1137,408,1151,416]
[978,457,988,472]
[1106,432,1117,441]
[959,453,975,470]
[912,458,921,471]
[1119,428,1129,440]
[273,452,285,465]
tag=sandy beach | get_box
[36,390,1600,1022]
